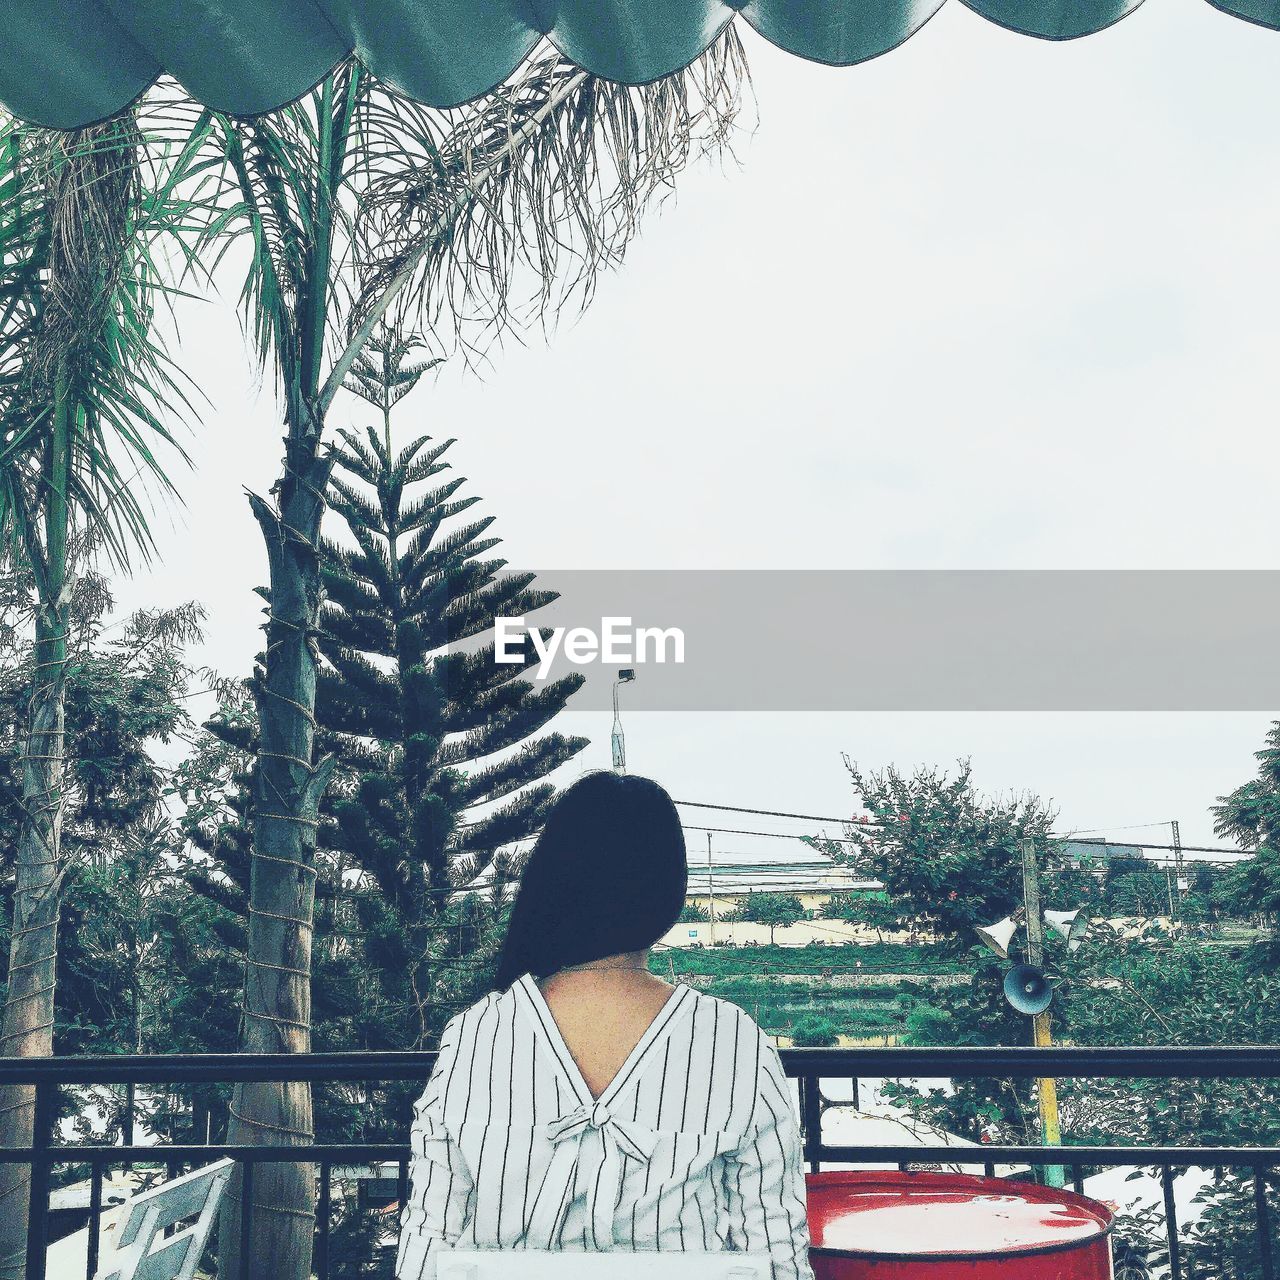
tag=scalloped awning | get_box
[2,0,1277,130]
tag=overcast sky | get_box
[120,0,1280,855]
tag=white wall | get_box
[661,920,930,949]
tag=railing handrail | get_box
[11,1047,1280,1280]
[0,1044,1278,1084]
[2,1142,1278,1165]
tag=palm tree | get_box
[0,108,209,1278]
[199,39,748,1277]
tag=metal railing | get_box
[1,1045,1277,1280]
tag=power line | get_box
[688,823,1246,861]
[1064,821,1172,835]
[676,799,874,826]
[676,800,1250,859]
[682,823,861,845]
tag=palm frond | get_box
[330,31,750,391]
[0,104,215,572]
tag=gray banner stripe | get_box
[468,570,1280,711]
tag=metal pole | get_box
[707,833,716,946]
[317,1161,331,1280]
[1162,1164,1183,1280]
[123,1080,135,1173]
[611,680,625,773]
[801,1074,822,1174]
[239,1162,254,1280]
[87,1164,103,1280]
[1172,819,1184,926]
[1021,837,1065,1188]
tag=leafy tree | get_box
[199,45,748,1276]
[1061,936,1280,1279]
[831,754,1278,1276]
[677,902,710,924]
[733,892,805,943]
[1101,854,1170,917]
[821,890,901,941]
[1,592,206,973]
[821,759,1068,1146]
[46,605,208,1055]
[1177,862,1222,924]
[315,329,588,1050]
[822,890,882,919]
[0,113,204,1274]
[0,588,218,1209]
[1213,720,1280,948]
[826,757,1059,955]
[1042,844,1108,916]
[134,879,244,1146]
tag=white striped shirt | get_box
[397,974,815,1280]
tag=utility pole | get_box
[707,832,716,946]
[1171,819,1184,927]
[1021,837,1065,1189]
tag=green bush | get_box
[789,1013,840,1047]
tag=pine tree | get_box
[317,331,588,1049]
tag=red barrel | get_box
[806,1170,1114,1279]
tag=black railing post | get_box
[239,1160,254,1280]
[25,1080,55,1280]
[399,1087,412,1209]
[1256,1168,1275,1280]
[86,1162,103,1280]
[1162,1164,1182,1280]
[800,1074,822,1174]
[317,1159,331,1280]
[123,1080,135,1172]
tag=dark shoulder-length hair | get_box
[494,772,687,991]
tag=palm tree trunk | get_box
[217,432,335,1280]
[218,77,345,1280]
[0,385,71,1280]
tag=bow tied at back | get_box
[526,1101,660,1247]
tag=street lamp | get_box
[611,668,636,772]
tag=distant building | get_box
[1059,840,1147,863]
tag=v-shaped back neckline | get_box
[515,972,694,1108]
